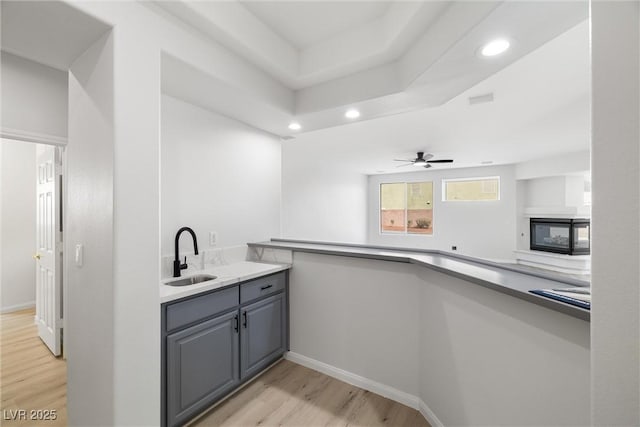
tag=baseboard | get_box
[285,351,420,410]
[1,301,35,314]
[285,352,447,427]
[418,398,445,427]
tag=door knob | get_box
[33,253,41,260]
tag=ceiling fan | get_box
[394,151,454,168]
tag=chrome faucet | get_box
[173,227,199,277]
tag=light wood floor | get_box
[0,308,67,426]
[1,309,428,427]
[192,360,430,427]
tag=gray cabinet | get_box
[162,270,289,427]
[240,292,286,380]
[166,310,239,426]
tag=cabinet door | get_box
[167,310,239,427]
[240,292,286,380]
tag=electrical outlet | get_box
[209,232,218,247]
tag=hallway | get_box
[0,308,66,426]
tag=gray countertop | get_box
[248,239,590,321]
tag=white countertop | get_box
[160,261,291,303]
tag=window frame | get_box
[379,181,434,236]
[441,176,501,202]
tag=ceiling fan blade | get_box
[393,159,413,162]
[396,163,413,167]
[424,153,434,160]
[427,159,454,163]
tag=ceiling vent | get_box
[468,93,494,105]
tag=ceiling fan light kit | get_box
[394,151,454,168]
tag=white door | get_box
[34,145,62,356]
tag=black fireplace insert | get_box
[530,218,590,255]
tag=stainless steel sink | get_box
[165,274,217,287]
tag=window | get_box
[442,177,500,201]
[380,182,433,234]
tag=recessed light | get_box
[288,122,301,131]
[481,39,510,57]
[345,109,360,119]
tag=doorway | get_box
[1,137,65,357]
[0,137,68,425]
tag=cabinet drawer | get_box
[166,285,238,332]
[240,272,286,304]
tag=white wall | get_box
[289,252,590,426]
[0,52,68,138]
[161,95,281,256]
[524,176,569,207]
[63,0,295,422]
[1,142,2,312]
[515,149,590,180]
[110,20,161,427]
[66,32,115,426]
[521,175,587,208]
[0,139,36,312]
[281,143,368,244]
[368,165,516,260]
[591,2,640,425]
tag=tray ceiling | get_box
[240,1,392,49]
[155,1,588,136]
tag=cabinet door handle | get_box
[234,314,239,332]
[242,311,247,328]
[260,284,273,291]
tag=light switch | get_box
[209,232,217,247]
[75,244,83,267]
